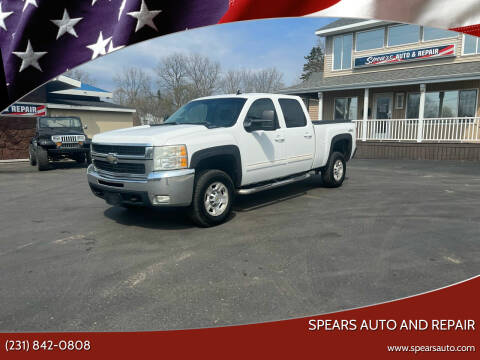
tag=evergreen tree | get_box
[300,43,325,81]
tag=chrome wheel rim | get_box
[333,160,344,181]
[204,181,229,217]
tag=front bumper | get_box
[87,164,195,207]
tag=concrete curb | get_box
[0,159,29,163]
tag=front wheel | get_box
[29,145,37,166]
[321,152,346,188]
[188,169,234,227]
[36,146,49,171]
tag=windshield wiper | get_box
[151,122,178,126]
[181,122,218,129]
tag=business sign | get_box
[1,103,46,116]
[354,44,456,68]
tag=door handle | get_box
[274,136,285,143]
[304,132,313,139]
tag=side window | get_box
[279,99,307,128]
[244,98,278,131]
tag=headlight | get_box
[51,135,61,142]
[77,135,86,142]
[153,145,188,171]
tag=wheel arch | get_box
[190,145,242,187]
[329,133,353,161]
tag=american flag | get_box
[0,0,479,111]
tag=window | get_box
[395,93,405,109]
[464,34,479,55]
[334,97,357,121]
[39,117,82,128]
[406,90,477,119]
[406,93,420,119]
[244,98,277,131]
[279,99,307,128]
[356,28,384,51]
[423,27,457,41]
[388,24,420,46]
[333,34,353,70]
[165,98,247,127]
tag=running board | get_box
[236,172,314,195]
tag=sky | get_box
[74,17,335,92]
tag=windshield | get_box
[164,98,247,128]
[39,117,82,128]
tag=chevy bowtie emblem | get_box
[106,153,118,165]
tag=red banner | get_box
[1,276,478,358]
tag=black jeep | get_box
[29,116,92,171]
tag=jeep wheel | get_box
[321,151,346,188]
[36,146,49,171]
[29,146,36,166]
[86,151,92,164]
[188,169,234,227]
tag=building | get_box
[282,19,480,161]
[0,76,136,160]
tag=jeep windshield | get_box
[39,117,82,128]
[164,98,247,128]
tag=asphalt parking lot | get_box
[0,159,479,331]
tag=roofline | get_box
[46,103,136,113]
[315,19,390,36]
[53,75,81,87]
[279,73,480,94]
[51,89,113,98]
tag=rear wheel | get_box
[321,152,346,188]
[188,169,234,227]
[36,146,49,171]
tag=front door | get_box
[238,98,288,185]
[374,93,393,139]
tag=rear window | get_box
[279,99,307,128]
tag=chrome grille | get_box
[61,135,83,143]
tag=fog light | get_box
[153,195,170,204]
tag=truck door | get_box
[278,98,315,174]
[238,98,288,185]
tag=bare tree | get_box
[155,53,189,108]
[220,67,284,94]
[185,54,221,98]
[156,53,221,109]
[64,68,97,85]
[113,67,165,124]
[252,68,284,93]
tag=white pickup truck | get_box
[87,93,356,226]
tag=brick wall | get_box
[0,117,35,160]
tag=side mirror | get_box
[244,110,276,132]
[83,124,88,130]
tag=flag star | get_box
[12,40,47,72]
[0,3,13,31]
[86,31,111,60]
[127,0,161,32]
[51,9,82,39]
[22,0,38,12]
[107,40,124,54]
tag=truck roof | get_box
[194,93,302,101]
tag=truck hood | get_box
[92,124,209,146]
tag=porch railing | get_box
[353,118,480,142]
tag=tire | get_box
[188,169,234,227]
[321,152,346,188]
[36,146,50,171]
[29,145,36,166]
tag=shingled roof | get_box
[279,62,480,94]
